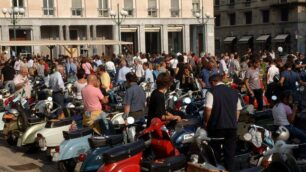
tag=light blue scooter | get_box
[55,127,93,172]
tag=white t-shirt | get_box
[27,59,34,68]
[267,64,279,84]
[183,55,188,63]
[74,81,87,100]
[170,58,178,69]
[272,103,291,126]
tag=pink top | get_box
[82,62,93,75]
[81,85,104,112]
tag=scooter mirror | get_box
[47,97,53,102]
[271,95,277,101]
[243,133,252,141]
[183,97,192,104]
[127,117,135,125]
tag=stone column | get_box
[86,25,91,40]
[206,20,215,55]
[32,25,41,55]
[139,25,146,53]
[183,24,190,53]
[92,25,97,55]
[112,25,119,55]
[161,25,168,54]
[58,25,64,55]
[65,25,70,40]
[1,25,11,59]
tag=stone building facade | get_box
[215,0,306,55]
[0,0,214,57]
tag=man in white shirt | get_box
[49,65,65,107]
[143,62,154,83]
[117,60,131,84]
[170,56,178,69]
[27,58,34,68]
[266,58,280,101]
[134,59,144,79]
[14,57,21,73]
[13,66,32,99]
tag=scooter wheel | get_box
[7,131,19,146]
[58,159,77,172]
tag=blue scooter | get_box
[56,127,93,172]
[79,134,123,172]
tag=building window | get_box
[215,15,221,26]
[43,0,54,16]
[98,0,109,17]
[192,0,200,16]
[124,0,134,16]
[229,13,236,25]
[71,0,82,16]
[229,0,235,5]
[148,0,157,17]
[12,0,24,7]
[171,0,179,17]
[245,11,252,24]
[262,10,269,23]
[281,8,289,21]
[215,0,220,6]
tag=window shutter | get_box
[171,0,179,9]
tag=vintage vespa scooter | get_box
[37,102,83,159]
[98,118,187,172]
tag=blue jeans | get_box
[285,125,306,157]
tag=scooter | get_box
[17,97,62,148]
[36,102,83,157]
[56,127,93,172]
[2,93,31,145]
[0,89,16,131]
[98,117,187,172]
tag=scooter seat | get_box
[141,154,187,172]
[28,117,44,124]
[63,127,92,140]
[88,134,123,149]
[103,140,145,164]
[46,117,73,128]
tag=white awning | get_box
[145,27,160,32]
[256,35,270,43]
[223,37,236,44]
[273,34,289,42]
[120,27,137,33]
[0,39,133,46]
[168,26,183,32]
[238,36,253,43]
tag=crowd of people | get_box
[1,48,306,171]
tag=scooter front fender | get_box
[80,146,111,172]
[37,125,71,147]
[18,122,46,147]
[57,134,92,161]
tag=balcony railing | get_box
[148,8,158,17]
[170,8,180,17]
[71,8,83,16]
[43,7,55,16]
[98,8,109,17]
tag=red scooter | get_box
[98,118,186,172]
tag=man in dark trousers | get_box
[204,74,242,171]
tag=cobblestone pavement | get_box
[0,134,81,172]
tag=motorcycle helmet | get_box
[275,126,290,141]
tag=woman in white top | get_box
[74,69,87,100]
